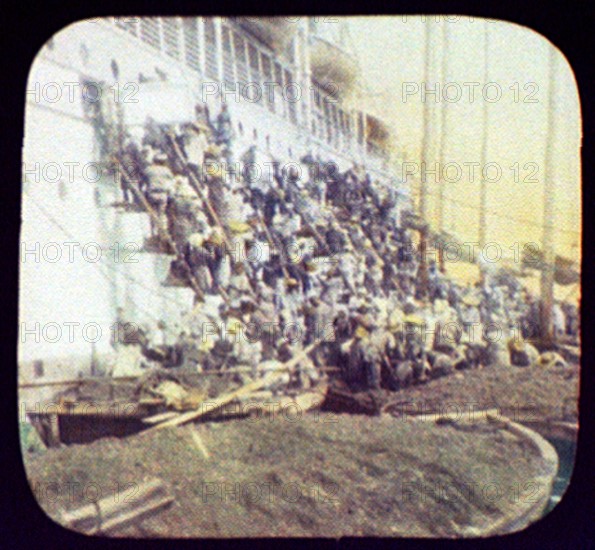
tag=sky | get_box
[345,15,581,268]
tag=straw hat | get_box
[286,278,300,288]
[229,220,252,234]
[191,120,209,132]
[404,314,425,326]
[188,232,204,248]
[204,144,222,158]
[462,294,481,307]
[208,228,225,246]
[304,260,318,272]
[355,325,369,339]
[199,339,215,352]
[206,164,224,179]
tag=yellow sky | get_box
[346,16,581,265]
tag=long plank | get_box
[144,342,320,432]
[61,478,172,534]
[18,375,137,389]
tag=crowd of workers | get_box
[110,103,579,391]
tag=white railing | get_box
[109,16,393,172]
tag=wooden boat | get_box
[26,379,329,447]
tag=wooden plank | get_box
[141,411,180,425]
[18,367,340,389]
[189,428,210,459]
[144,341,321,432]
[19,375,138,389]
[61,478,173,535]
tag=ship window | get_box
[301,102,308,128]
[115,17,139,37]
[357,112,364,145]
[334,107,341,148]
[162,18,181,60]
[261,54,274,113]
[182,18,200,72]
[204,19,218,80]
[248,45,262,104]
[345,115,352,149]
[140,19,162,51]
[274,62,285,117]
[222,26,235,84]
[234,32,248,87]
[323,101,332,144]
[285,37,295,64]
[312,84,322,108]
[285,69,297,124]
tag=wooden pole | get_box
[437,19,450,235]
[478,21,490,253]
[540,46,558,346]
[253,208,292,280]
[61,478,172,535]
[166,134,260,300]
[418,18,433,299]
[17,365,339,390]
[18,375,138,389]
[144,341,321,432]
[166,133,232,247]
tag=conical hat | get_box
[229,220,252,234]
[404,314,425,326]
[191,120,209,132]
[206,164,224,179]
[188,233,204,248]
[204,144,222,157]
[208,228,225,246]
[462,294,481,307]
[199,338,215,352]
[355,326,369,339]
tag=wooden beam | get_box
[540,46,559,346]
[143,341,321,432]
[18,375,137,389]
[61,478,173,535]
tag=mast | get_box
[418,17,432,297]
[437,19,449,234]
[436,19,450,273]
[540,45,558,345]
[478,20,490,251]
